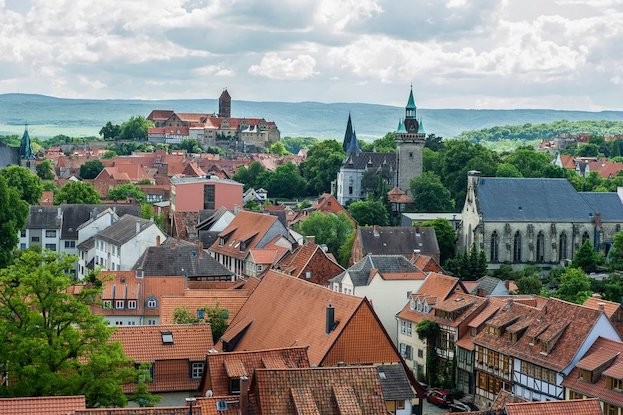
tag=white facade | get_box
[95,223,165,272]
[336,167,364,205]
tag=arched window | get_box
[490,231,499,263]
[559,232,568,261]
[582,231,590,245]
[513,231,522,263]
[536,232,545,263]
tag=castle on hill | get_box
[333,87,426,205]
[147,89,280,152]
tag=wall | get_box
[120,224,167,270]
[336,166,364,205]
[173,181,243,212]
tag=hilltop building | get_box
[333,87,425,204]
[147,89,280,152]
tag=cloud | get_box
[249,52,317,80]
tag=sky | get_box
[0,0,622,110]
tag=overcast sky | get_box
[1,0,622,110]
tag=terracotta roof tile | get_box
[159,292,249,325]
[411,253,443,273]
[505,398,602,415]
[415,272,465,302]
[490,389,527,411]
[253,367,386,415]
[196,396,243,415]
[0,395,86,415]
[200,346,310,396]
[77,408,193,415]
[210,211,280,260]
[584,296,622,318]
[224,358,248,378]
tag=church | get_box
[333,87,426,205]
[0,126,36,170]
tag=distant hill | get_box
[1,93,623,140]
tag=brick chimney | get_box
[326,304,336,335]
[240,375,249,415]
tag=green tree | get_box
[409,172,455,212]
[269,141,290,156]
[172,305,229,344]
[495,163,523,177]
[576,143,600,157]
[338,230,356,267]
[36,159,55,180]
[503,147,553,178]
[79,160,104,179]
[140,203,164,229]
[0,250,134,406]
[102,150,117,159]
[370,132,397,153]
[108,183,146,203]
[281,136,318,154]
[296,211,354,256]
[301,140,345,196]
[131,363,160,407]
[55,181,101,204]
[609,232,623,271]
[420,219,456,263]
[233,161,270,191]
[554,267,593,304]
[173,139,203,154]
[119,116,153,141]
[444,245,487,281]
[571,240,602,273]
[516,274,543,295]
[416,319,441,386]
[99,121,121,140]
[348,199,389,226]
[266,162,306,199]
[0,176,28,267]
[0,165,44,205]
[425,134,443,152]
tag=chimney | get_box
[467,170,481,189]
[195,240,204,257]
[305,235,316,245]
[135,220,141,235]
[595,212,602,228]
[326,304,335,335]
[598,302,606,313]
[239,375,249,415]
[592,293,603,299]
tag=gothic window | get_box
[559,232,568,261]
[513,231,522,263]
[582,231,590,245]
[536,232,545,263]
[490,231,499,263]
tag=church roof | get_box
[417,117,425,134]
[396,119,406,133]
[476,177,595,222]
[346,129,361,155]
[579,192,623,222]
[406,88,416,110]
[342,151,396,170]
[342,113,355,152]
[19,127,35,160]
[219,89,231,99]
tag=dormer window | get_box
[219,237,225,246]
[579,369,593,382]
[230,378,241,395]
[607,376,623,390]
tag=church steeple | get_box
[19,124,34,161]
[417,117,425,134]
[342,113,355,152]
[403,86,419,133]
[346,129,361,155]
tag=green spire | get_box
[396,118,406,133]
[417,117,425,134]
[19,124,34,160]
[406,85,416,110]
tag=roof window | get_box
[161,331,174,345]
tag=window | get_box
[161,331,174,344]
[348,186,353,195]
[418,349,424,359]
[127,300,137,309]
[490,231,499,262]
[115,300,124,309]
[605,403,620,415]
[513,231,522,263]
[582,231,590,245]
[31,236,40,242]
[204,184,215,210]
[569,390,583,400]
[397,400,405,410]
[409,152,414,159]
[305,271,312,279]
[115,321,123,325]
[102,300,112,309]
[45,244,57,251]
[607,376,623,390]
[20,230,26,237]
[64,240,76,248]
[197,309,205,319]
[147,319,156,325]
[536,232,545,263]
[400,320,412,336]
[559,232,568,261]
[230,377,241,394]
[399,343,413,360]
[45,230,56,238]
[191,362,204,379]
[146,297,157,308]
[219,237,225,246]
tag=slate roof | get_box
[199,346,311,396]
[331,254,424,286]
[475,177,595,221]
[96,214,154,245]
[579,192,623,221]
[376,364,415,401]
[133,238,233,279]
[342,151,397,170]
[470,276,503,296]
[252,366,387,415]
[26,206,61,229]
[504,399,602,415]
[357,226,440,258]
[0,395,86,415]
[60,204,141,240]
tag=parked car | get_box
[426,389,453,407]
[448,402,472,412]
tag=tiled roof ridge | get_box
[209,345,310,357]
[255,364,377,373]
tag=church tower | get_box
[19,125,35,171]
[395,86,425,194]
[218,89,231,118]
[342,113,360,155]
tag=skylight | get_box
[161,331,174,344]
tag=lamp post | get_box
[185,397,196,415]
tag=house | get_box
[0,395,86,415]
[198,346,311,397]
[377,364,418,415]
[133,238,234,282]
[584,295,623,338]
[196,207,236,249]
[242,187,268,204]
[274,241,345,286]
[473,297,621,407]
[410,252,444,273]
[460,171,623,270]
[330,254,427,343]
[209,211,293,277]
[467,275,512,297]
[504,399,603,415]
[170,176,243,213]
[562,337,623,415]
[110,324,213,406]
[95,270,185,326]
[351,225,440,265]
[77,215,165,279]
[396,273,483,385]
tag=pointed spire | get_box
[396,118,406,133]
[406,85,416,111]
[343,113,354,152]
[417,117,425,134]
[19,124,34,160]
[346,129,361,155]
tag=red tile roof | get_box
[76,407,194,415]
[252,366,387,415]
[505,398,602,415]
[490,389,527,411]
[159,292,249,325]
[411,253,443,273]
[584,296,622,318]
[387,186,412,204]
[199,346,310,396]
[210,211,279,261]
[0,395,86,415]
